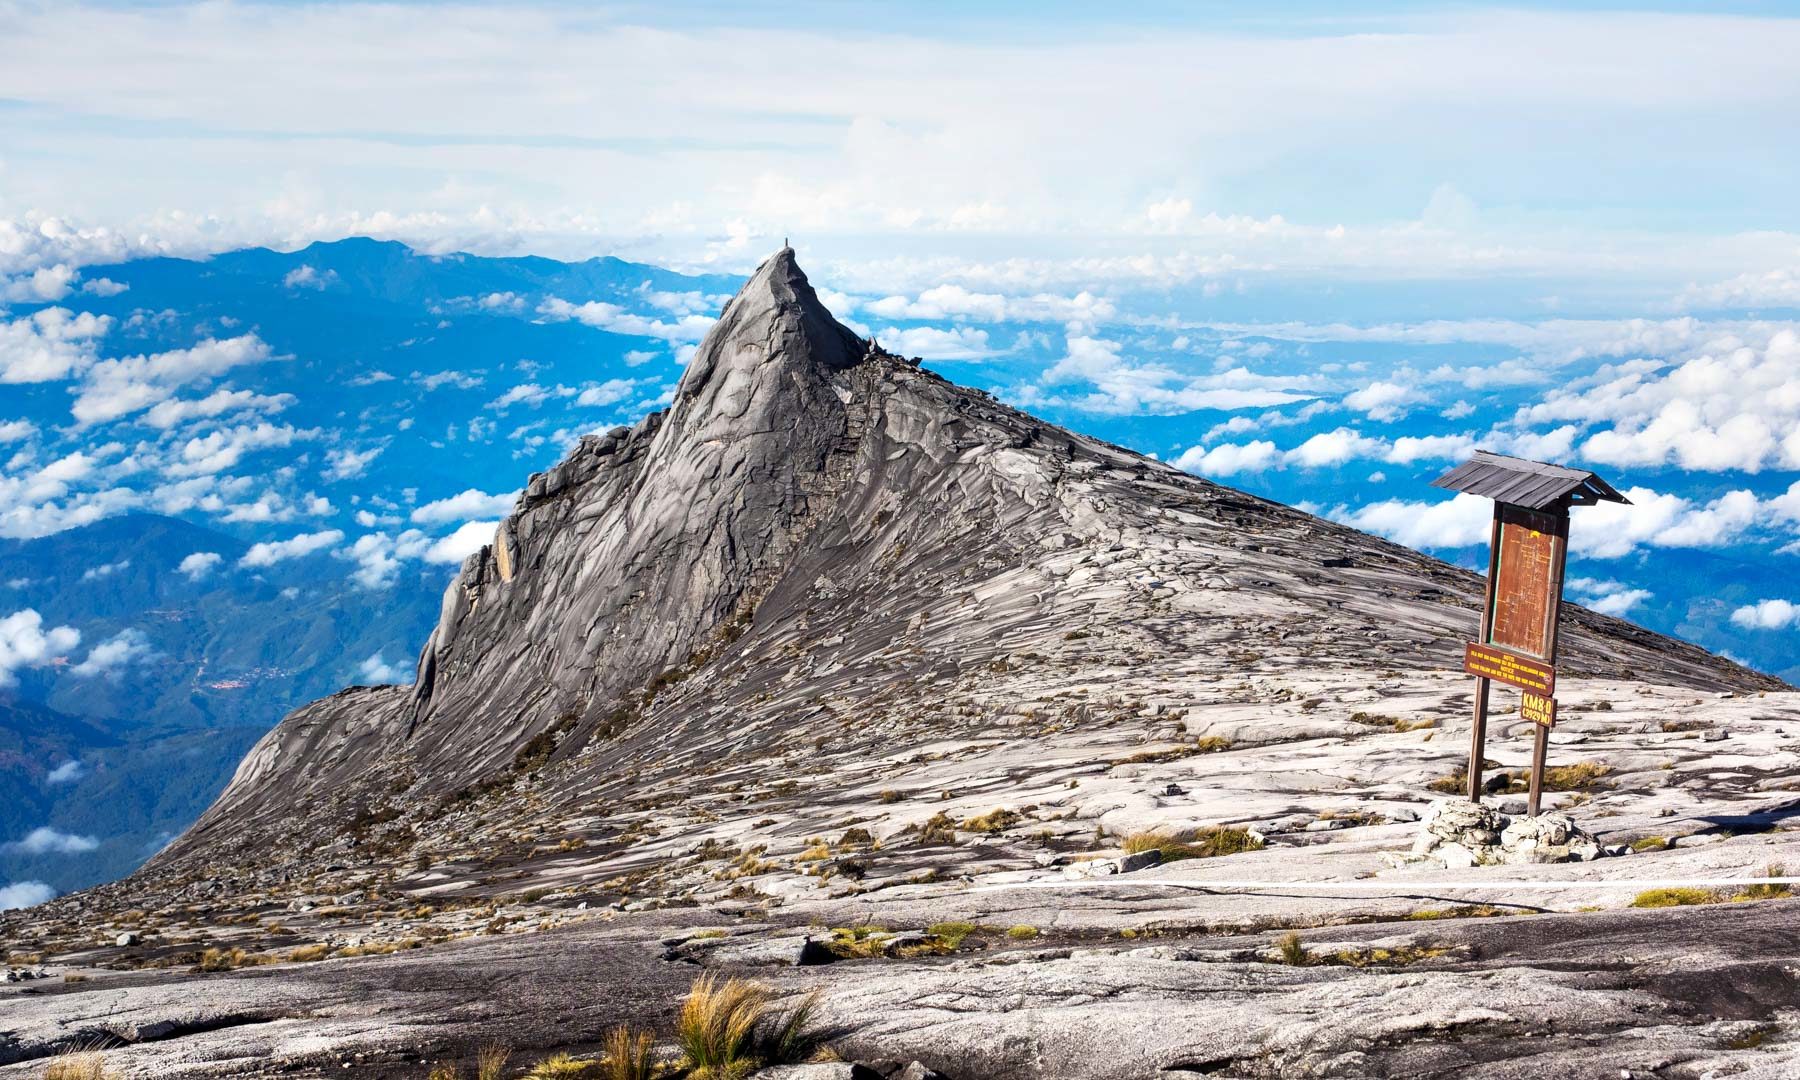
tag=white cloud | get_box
[1571,583,1653,617]
[325,445,384,480]
[1332,491,1494,550]
[178,551,222,581]
[239,528,344,567]
[425,520,498,564]
[1518,329,1800,473]
[44,759,85,785]
[1021,335,1316,415]
[486,382,577,410]
[0,419,36,442]
[166,422,315,476]
[6,826,99,855]
[1343,380,1424,422]
[1336,483,1782,559]
[1730,598,1800,630]
[876,325,995,361]
[356,651,414,685]
[1285,428,1389,468]
[0,881,55,910]
[69,627,154,678]
[1172,440,1280,477]
[143,387,293,429]
[0,307,110,384]
[0,609,80,687]
[537,297,715,343]
[577,378,637,407]
[283,264,338,290]
[866,284,1115,325]
[344,529,431,589]
[81,277,128,297]
[414,369,484,391]
[73,334,276,425]
[1678,268,1800,310]
[477,290,525,312]
[1384,434,1477,465]
[1,263,77,302]
[80,559,129,582]
[411,488,518,524]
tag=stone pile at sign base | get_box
[1384,798,1609,869]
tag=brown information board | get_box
[1464,641,1557,695]
[1489,512,1561,659]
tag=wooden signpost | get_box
[1431,452,1629,816]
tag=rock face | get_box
[1390,798,1603,868]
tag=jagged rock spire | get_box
[674,247,864,403]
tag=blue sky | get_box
[1,1,1799,679]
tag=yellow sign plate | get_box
[1521,692,1557,728]
[1464,641,1557,695]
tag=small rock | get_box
[699,933,831,967]
[1702,729,1728,742]
[115,931,142,947]
[1117,849,1162,874]
[756,1065,881,1079]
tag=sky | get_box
[2,0,1799,677]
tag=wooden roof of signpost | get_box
[1430,450,1629,511]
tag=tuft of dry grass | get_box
[45,1051,116,1080]
[197,946,272,971]
[476,1043,510,1080]
[603,1024,658,1080]
[916,811,958,846]
[523,1051,599,1078]
[1123,826,1264,862]
[1631,887,1716,908]
[1194,736,1232,753]
[823,926,890,959]
[1426,767,1468,794]
[1540,761,1611,792]
[959,808,1021,834]
[676,974,766,1079]
[1732,864,1793,902]
[674,974,824,1078]
[1276,931,1309,966]
[284,943,332,963]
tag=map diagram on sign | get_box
[1490,518,1558,658]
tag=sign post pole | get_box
[1527,723,1549,816]
[1525,518,1569,815]
[1467,509,1502,804]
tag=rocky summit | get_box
[5,251,1800,1080]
